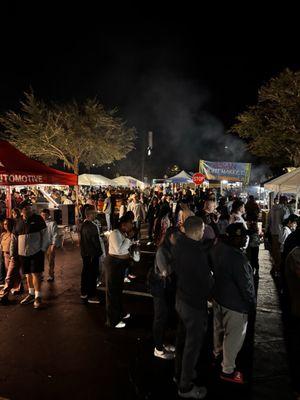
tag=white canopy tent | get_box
[264,167,300,212]
[78,174,117,187]
[113,176,145,189]
[168,170,193,184]
[264,167,300,194]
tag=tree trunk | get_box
[72,159,80,227]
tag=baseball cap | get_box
[226,223,249,237]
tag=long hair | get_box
[4,218,14,233]
[160,227,181,252]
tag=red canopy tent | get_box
[0,140,78,216]
[0,140,77,186]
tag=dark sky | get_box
[0,10,298,181]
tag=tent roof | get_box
[0,140,77,186]
[264,167,300,193]
[168,170,193,183]
[113,176,145,188]
[78,174,117,186]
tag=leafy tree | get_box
[231,69,300,167]
[0,92,136,174]
[166,164,181,177]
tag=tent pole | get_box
[5,186,12,218]
[74,185,80,227]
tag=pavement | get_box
[0,239,295,400]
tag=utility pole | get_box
[141,131,153,183]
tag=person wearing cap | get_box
[266,196,291,276]
[173,216,213,399]
[14,205,48,309]
[211,223,256,384]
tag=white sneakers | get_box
[164,344,175,352]
[154,348,175,360]
[124,277,131,283]
[115,321,126,329]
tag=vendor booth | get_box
[168,170,193,184]
[264,167,300,194]
[113,175,145,189]
[0,140,77,218]
[78,173,117,187]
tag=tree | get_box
[231,69,300,167]
[166,164,181,177]
[0,92,136,174]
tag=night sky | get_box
[0,10,298,182]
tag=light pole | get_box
[141,131,153,182]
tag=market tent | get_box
[264,168,300,194]
[0,140,78,186]
[113,176,145,189]
[168,170,193,184]
[78,174,117,187]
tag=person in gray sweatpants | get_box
[211,223,256,384]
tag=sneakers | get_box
[220,370,245,384]
[178,385,207,399]
[20,294,35,305]
[115,321,126,329]
[128,274,136,280]
[80,294,88,300]
[123,313,131,320]
[47,276,55,282]
[154,347,175,360]
[34,297,42,309]
[87,297,101,304]
[164,344,175,352]
[124,277,131,283]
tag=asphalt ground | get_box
[0,238,294,399]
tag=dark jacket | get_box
[211,241,256,313]
[146,204,160,223]
[80,220,102,258]
[172,235,213,310]
[282,228,300,263]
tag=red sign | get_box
[192,173,206,185]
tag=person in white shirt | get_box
[41,209,59,282]
[104,214,134,328]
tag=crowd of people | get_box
[0,186,300,399]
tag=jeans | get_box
[105,256,128,327]
[175,299,208,391]
[81,256,100,298]
[2,253,22,294]
[247,246,259,272]
[153,295,169,350]
[105,213,111,231]
[46,246,56,278]
[134,220,142,240]
[148,219,155,240]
